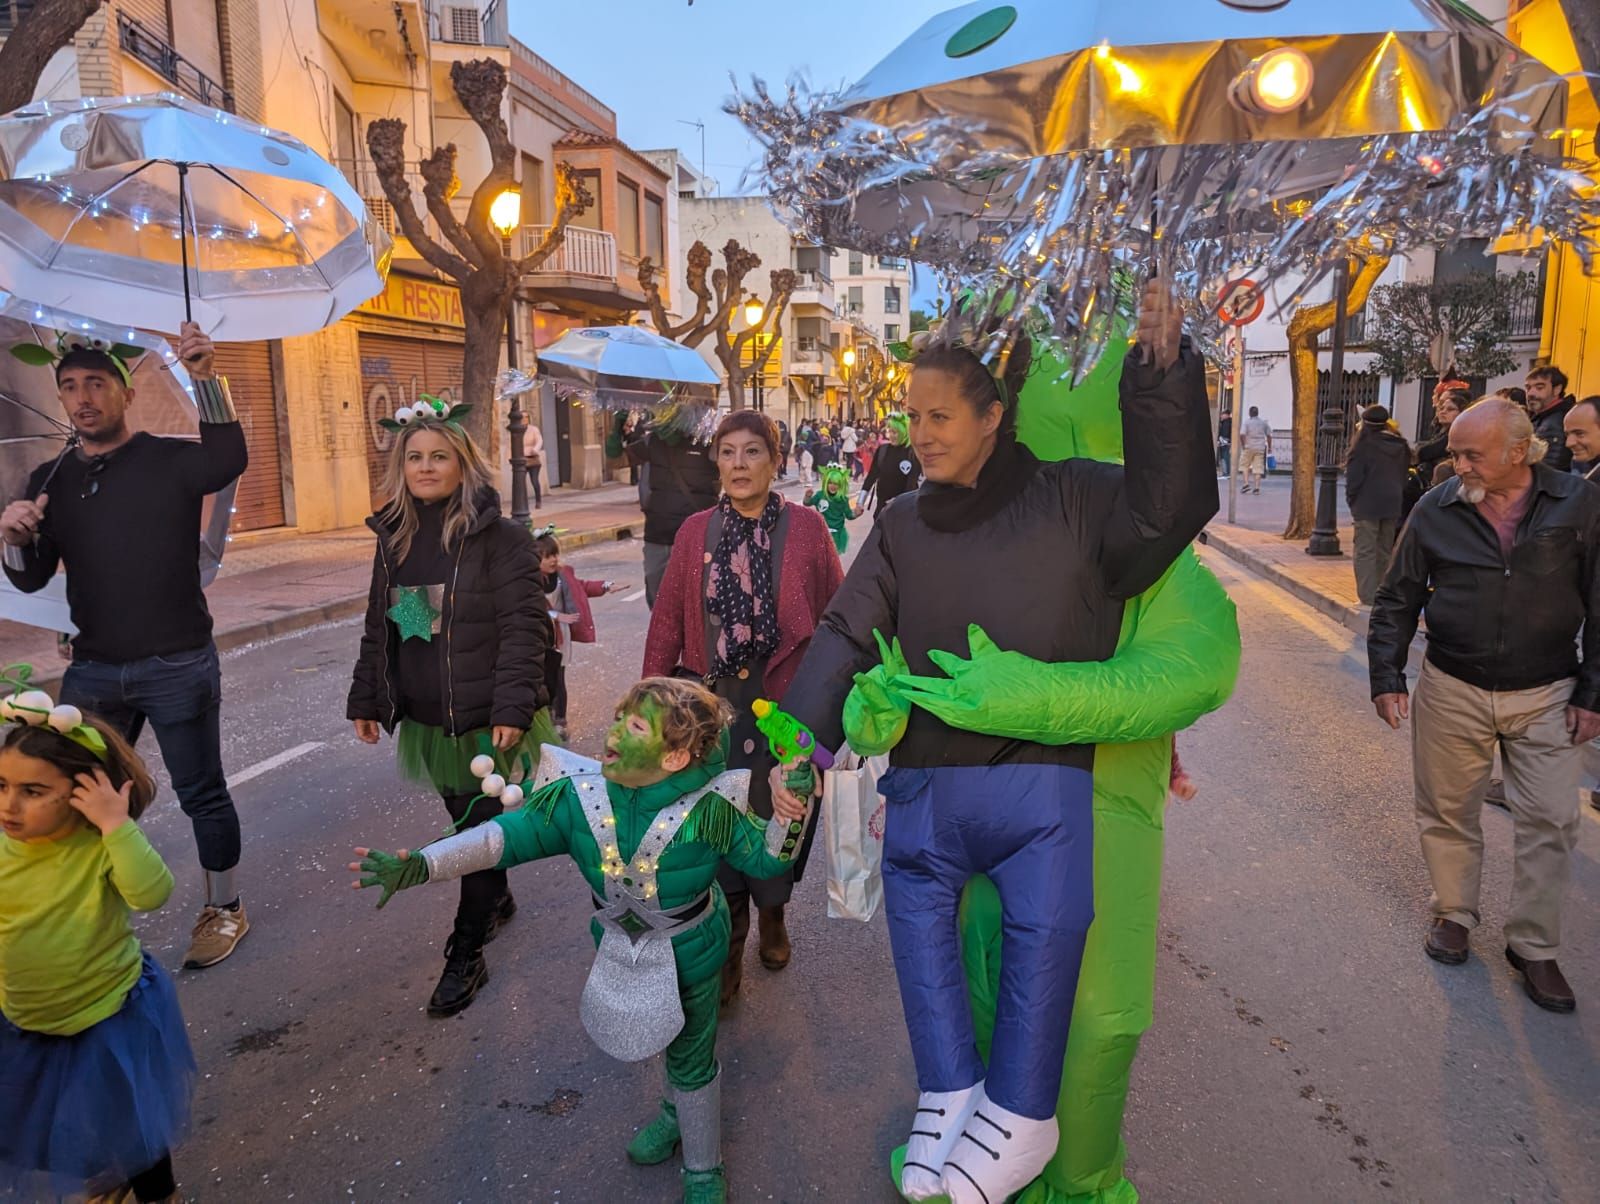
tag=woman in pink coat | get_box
[643,409,844,1004]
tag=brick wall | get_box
[72,6,122,97]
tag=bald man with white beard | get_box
[1368,399,1600,1013]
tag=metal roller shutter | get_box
[212,341,285,531]
[358,332,466,506]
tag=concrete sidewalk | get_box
[1201,475,1369,633]
[0,476,804,691]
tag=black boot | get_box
[720,892,750,1009]
[428,915,490,1017]
[484,891,517,943]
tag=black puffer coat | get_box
[783,344,1217,772]
[606,414,719,546]
[1344,428,1411,521]
[347,489,550,735]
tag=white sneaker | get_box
[941,1089,1059,1204]
[900,1084,981,1199]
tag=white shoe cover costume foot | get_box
[899,1084,981,1199]
[941,1090,1059,1204]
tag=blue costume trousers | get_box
[880,764,1095,1121]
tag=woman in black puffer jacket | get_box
[348,407,552,1018]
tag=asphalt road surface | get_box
[116,520,1598,1202]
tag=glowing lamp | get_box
[1230,47,1314,117]
[489,189,522,238]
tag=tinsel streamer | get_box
[728,75,1599,384]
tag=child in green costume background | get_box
[351,677,813,1204]
[849,333,1241,1204]
[805,464,859,554]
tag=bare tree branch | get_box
[453,60,518,268]
[638,241,715,342]
[367,118,471,280]
[418,145,486,271]
[515,163,593,274]
[0,0,101,114]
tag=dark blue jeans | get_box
[62,643,239,872]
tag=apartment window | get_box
[848,251,863,276]
[618,177,641,258]
[0,1,35,33]
[644,193,665,265]
[521,155,544,225]
[847,285,863,314]
[878,256,907,270]
[679,189,697,200]
[884,285,902,314]
[885,323,900,342]
[572,171,602,229]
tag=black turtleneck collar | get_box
[915,435,1041,533]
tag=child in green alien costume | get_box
[805,464,859,554]
[351,677,815,1204]
[848,333,1241,1204]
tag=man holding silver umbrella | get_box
[0,322,251,970]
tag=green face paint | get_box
[602,697,673,786]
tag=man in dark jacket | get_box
[777,418,793,480]
[1527,364,1574,473]
[1368,399,1600,1012]
[605,412,719,608]
[0,323,252,970]
[1345,405,1412,605]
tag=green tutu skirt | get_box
[395,711,560,796]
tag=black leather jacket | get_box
[1368,465,1600,709]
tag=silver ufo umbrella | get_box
[733,0,1593,371]
[0,295,233,635]
[0,92,392,340]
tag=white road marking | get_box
[622,588,646,603]
[229,741,325,787]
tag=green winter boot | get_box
[627,1097,681,1166]
[681,1166,728,1204]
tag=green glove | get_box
[357,848,430,908]
[784,762,820,801]
[842,629,911,757]
[894,554,1240,745]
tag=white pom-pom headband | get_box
[0,663,107,761]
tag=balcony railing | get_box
[332,158,433,239]
[791,270,833,295]
[1316,309,1368,350]
[1506,285,1542,339]
[520,225,618,280]
[117,13,234,111]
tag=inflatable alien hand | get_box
[356,847,430,908]
[842,629,911,757]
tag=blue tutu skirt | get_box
[0,952,195,1199]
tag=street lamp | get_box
[841,346,857,421]
[744,296,766,412]
[489,189,534,524]
[1308,258,1349,557]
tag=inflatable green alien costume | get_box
[853,334,1241,1203]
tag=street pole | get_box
[1307,260,1348,556]
[505,297,530,526]
[1227,331,1245,525]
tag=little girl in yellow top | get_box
[0,682,195,1203]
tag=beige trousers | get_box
[1411,660,1582,957]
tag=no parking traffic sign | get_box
[1217,278,1265,327]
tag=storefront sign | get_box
[358,273,465,328]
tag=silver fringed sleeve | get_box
[192,376,238,424]
[764,804,814,864]
[420,823,506,883]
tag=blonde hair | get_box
[617,677,733,764]
[1464,396,1548,464]
[377,421,495,564]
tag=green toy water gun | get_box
[752,699,833,857]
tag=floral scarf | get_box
[705,492,783,680]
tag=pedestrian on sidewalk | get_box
[1368,399,1600,1013]
[605,411,719,609]
[1216,410,1232,476]
[0,324,250,970]
[1237,406,1272,493]
[643,410,843,1008]
[348,407,553,1018]
[777,418,793,480]
[1345,405,1410,606]
[534,528,624,741]
[0,700,196,1204]
[1413,385,1468,501]
[1527,365,1575,474]
[521,420,545,510]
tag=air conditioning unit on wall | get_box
[444,6,482,43]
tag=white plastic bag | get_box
[822,750,886,922]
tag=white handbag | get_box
[822,750,887,922]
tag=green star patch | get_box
[388,586,440,642]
